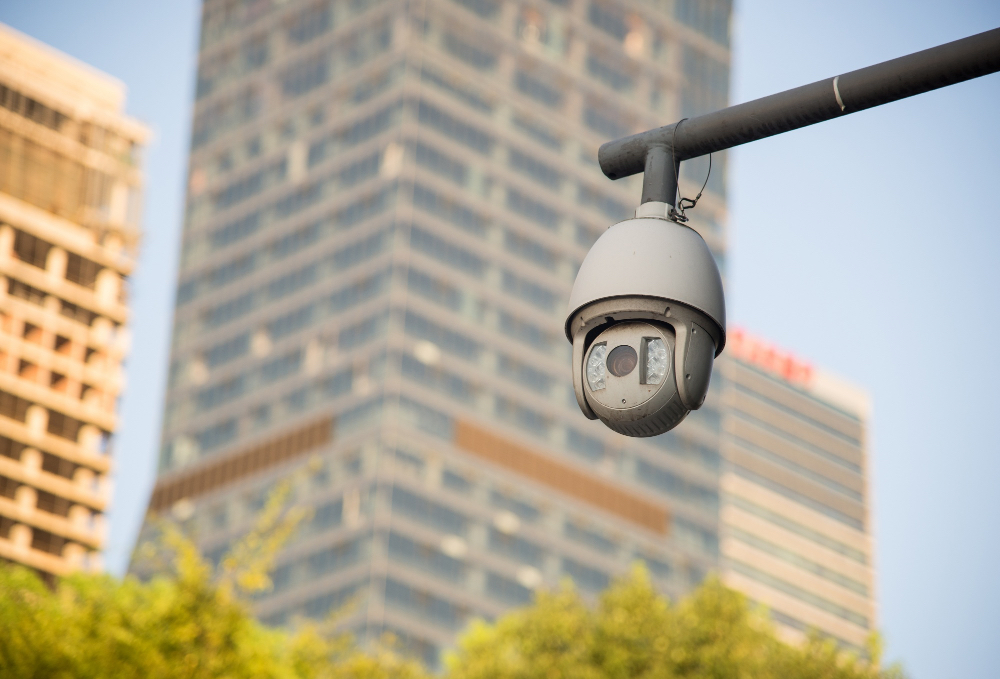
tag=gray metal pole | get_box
[598,27,1000,205]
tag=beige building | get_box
[720,328,875,652]
[0,24,147,582]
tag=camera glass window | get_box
[606,345,638,377]
[586,343,607,391]
[643,338,668,384]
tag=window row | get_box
[191,242,389,342]
[0,131,124,227]
[196,100,634,267]
[0,388,108,449]
[173,348,387,459]
[0,81,137,160]
[199,0,390,50]
[181,182,394,307]
[7,277,107,328]
[280,17,392,99]
[392,388,720,549]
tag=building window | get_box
[420,68,494,114]
[384,578,469,629]
[506,188,560,230]
[388,530,466,581]
[501,269,557,311]
[414,142,468,185]
[303,582,363,619]
[565,520,617,554]
[0,84,67,131]
[408,267,463,310]
[211,212,262,250]
[508,148,562,189]
[488,527,544,566]
[511,114,562,150]
[583,103,630,139]
[197,376,246,410]
[399,397,454,439]
[443,32,498,70]
[47,411,82,442]
[497,354,553,393]
[329,269,390,313]
[504,229,556,270]
[566,427,604,461]
[577,183,630,221]
[287,1,332,44]
[417,100,495,154]
[442,469,473,493]
[266,264,317,300]
[206,253,257,290]
[214,160,287,212]
[450,0,500,20]
[588,2,628,40]
[12,230,51,269]
[635,458,719,513]
[675,0,732,46]
[410,224,486,277]
[486,572,532,605]
[267,303,316,341]
[197,418,238,452]
[497,310,554,353]
[339,315,387,350]
[404,311,482,360]
[401,355,477,402]
[515,70,564,108]
[681,45,729,118]
[490,490,541,521]
[391,487,467,534]
[587,51,635,92]
[331,230,390,272]
[562,557,609,592]
[495,395,550,436]
[637,552,674,580]
[413,183,489,236]
[308,538,362,577]
[261,349,303,382]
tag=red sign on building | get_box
[727,328,814,386]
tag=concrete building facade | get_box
[136,0,872,664]
[0,24,147,581]
[720,328,875,651]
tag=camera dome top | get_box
[565,208,726,353]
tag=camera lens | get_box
[607,345,638,377]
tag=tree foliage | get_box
[0,482,427,679]
[447,564,904,679]
[0,485,902,678]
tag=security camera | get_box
[565,201,726,437]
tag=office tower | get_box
[720,328,874,652]
[138,0,867,664]
[0,24,147,581]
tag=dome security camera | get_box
[565,202,726,437]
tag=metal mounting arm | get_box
[599,27,1000,206]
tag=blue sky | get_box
[2,2,999,677]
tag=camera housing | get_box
[565,202,726,437]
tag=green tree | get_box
[0,482,427,679]
[447,564,904,679]
[0,484,902,679]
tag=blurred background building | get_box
[719,328,874,651]
[0,25,146,582]
[134,0,871,664]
